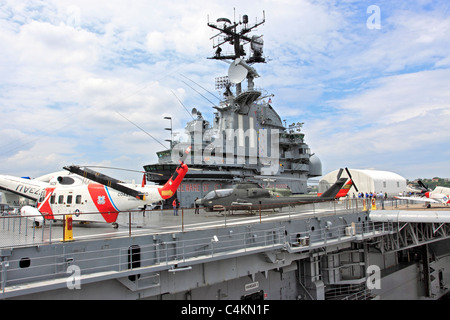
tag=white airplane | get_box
[0,147,190,227]
[395,184,450,208]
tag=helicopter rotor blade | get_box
[417,180,431,191]
[336,168,343,180]
[63,165,146,200]
[82,165,164,176]
[345,167,359,193]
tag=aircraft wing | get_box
[394,196,440,203]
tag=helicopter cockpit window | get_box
[203,191,217,200]
[215,189,233,198]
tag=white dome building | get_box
[319,169,407,198]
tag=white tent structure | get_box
[319,169,407,198]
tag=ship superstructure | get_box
[144,12,321,207]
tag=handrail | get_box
[0,198,411,249]
[1,227,286,293]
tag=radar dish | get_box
[228,58,248,84]
[191,108,198,117]
[217,17,232,24]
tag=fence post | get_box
[41,220,45,242]
[259,205,262,224]
[49,220,53,244]
[129,211,131,237]
[182,208,184,232]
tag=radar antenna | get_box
[207,11,266,95]
[207,11,266,63]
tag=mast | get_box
[208,12,266,96]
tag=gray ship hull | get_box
[2,199,450,301]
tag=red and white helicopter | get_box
[0,147,190,228]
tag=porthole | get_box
[19,257,31,268]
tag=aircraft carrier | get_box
[1,12,450,304]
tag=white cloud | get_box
[306,68,450,178]
[334,69,450,125]
[146,31,167,54]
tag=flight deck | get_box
[1,199,363,247]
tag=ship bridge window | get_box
[299,147,310,154]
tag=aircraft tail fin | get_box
[335,179,353,198]
[157,163,189,199]
[319,177,349,199]
[157,147,190,199]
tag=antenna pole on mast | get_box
[207,11,266,96]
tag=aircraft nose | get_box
[425,192,430,198]
[195,199,203,205]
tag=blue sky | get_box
[0,0,449,182]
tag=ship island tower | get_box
[144,12,322,207]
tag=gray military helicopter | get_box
[195,168,356,212]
